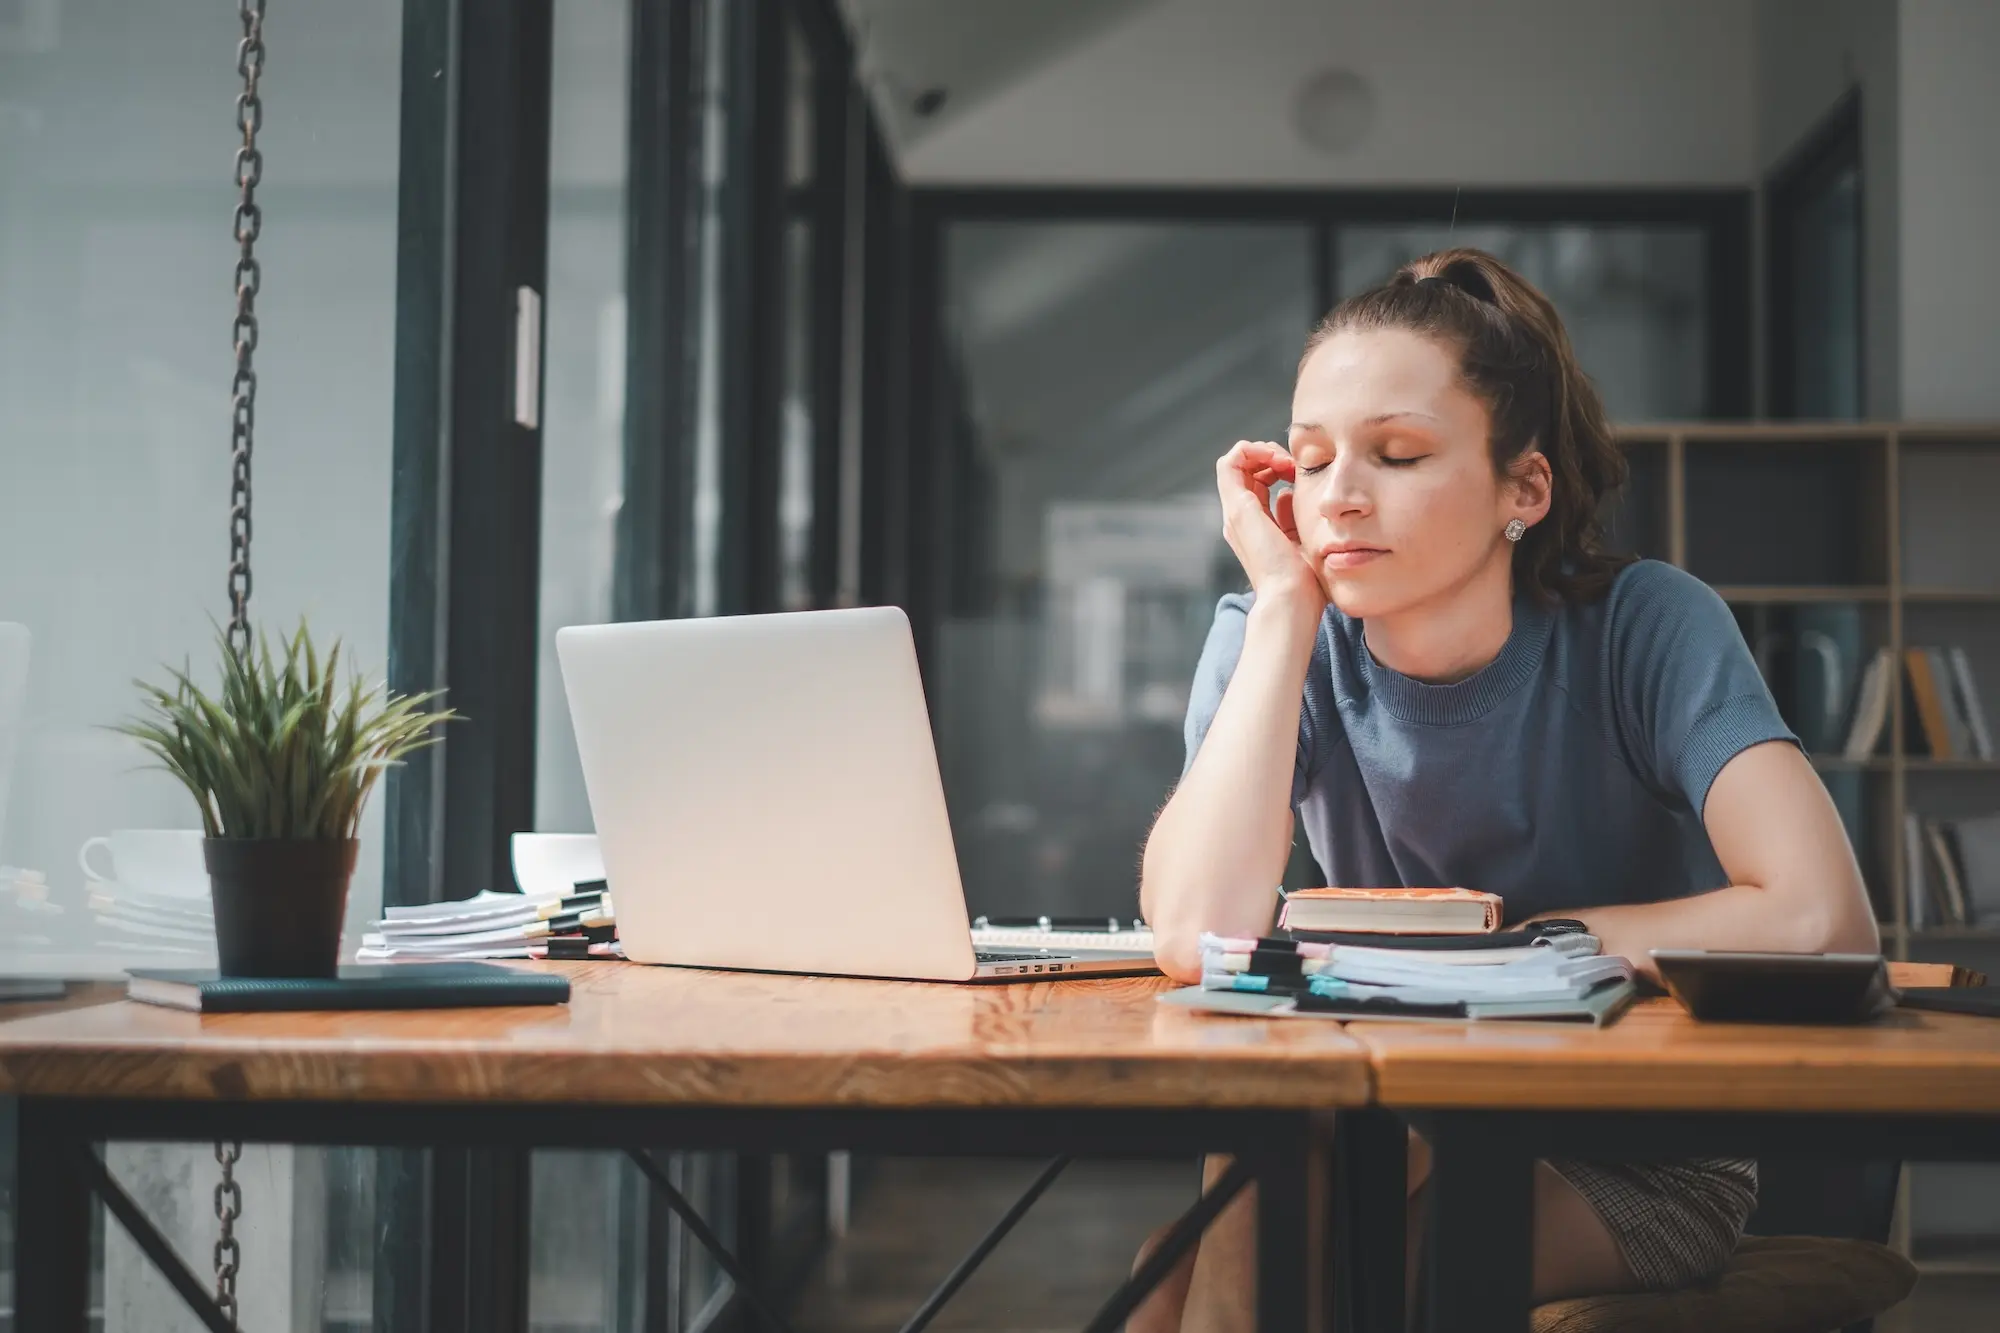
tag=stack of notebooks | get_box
[1161,887,1638,1026]
[356,881,620,962]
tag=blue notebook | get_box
[126,963,571,1013]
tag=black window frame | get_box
[1764,88,1865,420]
[386,0,907,1327]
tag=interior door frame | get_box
[1763,88,1865,420]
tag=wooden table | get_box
[0,963,1371,1333]
[1349,974,2000,1333]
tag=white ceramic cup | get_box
[509,832,604,896]
[77,828,210,898]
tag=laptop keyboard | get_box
[971,926,1156,954]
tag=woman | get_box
[1133,248,1879,1329]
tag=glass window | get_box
[528,1151,650,1333]
[0,1,402,1326]
[1784,164,1862,419]
[938,222,1315,919]
[1335,224,1711,420]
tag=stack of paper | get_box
[1174,932,1636,1024]
[356,885,618,962]
[88,885,215,958]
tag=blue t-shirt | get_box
[1182,560,1797,919]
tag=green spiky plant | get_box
[114,622,455,840]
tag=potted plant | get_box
[115,623,454,978]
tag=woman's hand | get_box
[1216,440,1325,619]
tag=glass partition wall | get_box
[0,0,883,1325]
[922,200,1747,924]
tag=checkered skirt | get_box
[1549,1157,1759,1290]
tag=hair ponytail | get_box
[1301,247,1632,603]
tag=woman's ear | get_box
[1507,450,1554,528]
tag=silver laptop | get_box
[555,607,1157,983]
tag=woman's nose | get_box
[1318,456,1373,518]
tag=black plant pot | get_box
[204,838,358,978]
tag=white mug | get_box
[510,832,603,896]
[77,828,210,898]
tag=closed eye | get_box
[1297,461,1330,477]
[1380,455,1428,468]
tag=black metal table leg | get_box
[15,1099,92,1333]
[430,1146,534,1333]
[1255,1113,1332,1333]
[1339,1108,1407,1333]
[1423,1114,1532,1333]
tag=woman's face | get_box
[1286,326,1546,619]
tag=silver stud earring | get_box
[1504,519,1527,543]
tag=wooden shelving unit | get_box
[1715,586,1892,604]
[1615,423,2000,960]
[1883,924,2000,942]
[1607,424,2000,1269]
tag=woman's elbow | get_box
[1139,865,1203,984]
[1791,889,1880,956]
[1826,910,1882,956]
[1152,931,1204,985]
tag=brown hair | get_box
[1300,247,1632,603]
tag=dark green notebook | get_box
[125,963,571,1013]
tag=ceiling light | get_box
[1292,67,1377,155]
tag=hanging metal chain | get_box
[211,5,264,1327]
[225,0,267,655]
[212,1141,244,1326]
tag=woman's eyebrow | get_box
[1289,412,1441,432]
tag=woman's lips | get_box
[1320,546,1387,569]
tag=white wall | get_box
[1754,0,1900,418]
[881,0,1757,186]
[1898,0,2000,419]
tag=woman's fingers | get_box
[1273,487,1300,543]
[1218,440,1295,483]
[1216,440,1319,601]
[1219,442,1296,515]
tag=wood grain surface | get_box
[1892,960,1985,988]
[0,963,1370,1108]
[1354,990,2000,1112]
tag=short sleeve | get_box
[1182,592,1315,807]
[1605,562,1799,817]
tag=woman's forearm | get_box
[1143,593,1322,982]
[1537,742,1880,984]
[1548,882,1881,986]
